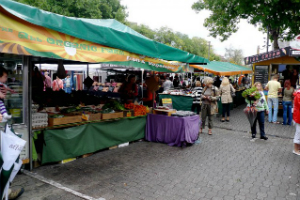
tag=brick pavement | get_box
[11,106,300,200]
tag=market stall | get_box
[146,113,199,147]
[244,45,300,109]
[0,0,209,169]
[163,61,253,114]
[159,94,194,111]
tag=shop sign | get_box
[244,47,291,65]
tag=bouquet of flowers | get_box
[242,87,262,127]
[242,87,261,101]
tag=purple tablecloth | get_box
[146,114,200,146]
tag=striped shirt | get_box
[192,87,203,104]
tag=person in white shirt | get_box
[162,77,173,91]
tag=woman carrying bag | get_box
[220,77,235,122]
[200,77,219,135]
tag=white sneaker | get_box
[3,113,11,120]
[293,150,300,156]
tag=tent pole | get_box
[141,69,144,105]
[23,56,33,171]
[87,64,89,77]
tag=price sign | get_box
[254,65,269,88]
[162,98,173,109]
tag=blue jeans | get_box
[64,87,72,94]
[267,98,278,123]
[251,111,266,137]
[283,101,292,125]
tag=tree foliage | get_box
[127,24,221,61]
[225,46,244,66]
[14,0,128,23]
[192,0,300,49]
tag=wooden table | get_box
[153,109,177,116]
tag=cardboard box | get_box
[101,112,123,120]
[48,115,82,126]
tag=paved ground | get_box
[11,106,300,200]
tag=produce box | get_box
[82,113,101,121]
[123,110,134,117]
[102,112,123,120]
[48,115,82,126]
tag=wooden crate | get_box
[123,110,134,117]
[102,112,123,120]
[48,115,82,126]
[87,113,101,121]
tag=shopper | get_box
[173,76,180,88]
[265,74,281,124]
[200,77,219,135]
[248,82,269,140]
[220,77,235,122]
[282,66,291,83]
[290,68,298,89]
[292,88,300,155]
[191,81,203,114]
[213,76,221,88]
[162,77,173,91]
[119,75,138,103]
[282,80,294,125]
[242,74,250,88]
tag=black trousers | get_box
[222,103,230,117]
[192,104,201,114]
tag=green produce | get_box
[81,107,93,111]
[60,107,77,114]
[102,100,125,111]
[242,87,261,101]
[50,114,64,118]
[100,108,114,114]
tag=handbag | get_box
[230,85,236,97]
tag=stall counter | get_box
[42,116,146,164]
[159,94,193,111]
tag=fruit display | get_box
[124,103,147,116]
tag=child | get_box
[0,67,14,122]
[247,82,269,140]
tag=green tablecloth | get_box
[159,94,193,111]
[42,116,146,164]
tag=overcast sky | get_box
[122,0,267,58]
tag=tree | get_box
[14,0,128,22]
[225,46,244,66]
[192,0,300,50]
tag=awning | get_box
[0,5,186,73]
[0,0,209,64]
[191,61,252,76]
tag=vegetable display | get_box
[102,100,125,111]
[125,103,147,116]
